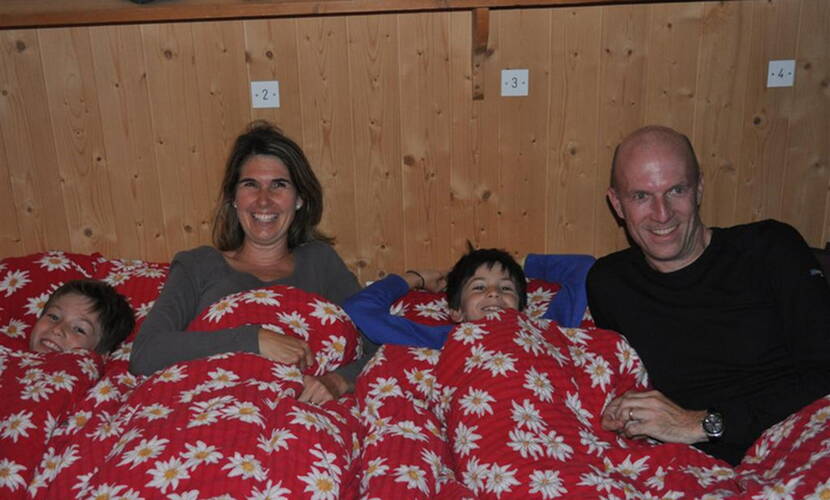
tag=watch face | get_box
[703,412,724,438]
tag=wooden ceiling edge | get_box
[0,0,645,29]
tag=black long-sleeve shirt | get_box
[587,219,830,465]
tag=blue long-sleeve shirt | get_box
[344,254,595,349]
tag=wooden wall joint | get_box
[472,7,491,100]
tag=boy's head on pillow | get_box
[29,279,135,355]
[445,248,527,323]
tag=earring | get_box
[232,201,238,208]
[295,202,302,210]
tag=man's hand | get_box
[257,328,313,370]
[601,390,708,444]
[299,373,352,404]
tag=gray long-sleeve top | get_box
[129,241,378,383]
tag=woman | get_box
[130,121,377,403]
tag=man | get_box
[586,125,830,466]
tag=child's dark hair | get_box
[445,248,528,312]
[44,279,135,354]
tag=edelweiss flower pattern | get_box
[390,278,562,327]
[186,285,360,376]
[0,347,102,497]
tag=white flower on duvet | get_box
[46,370,78,391]
[540,429,574,461]
[107,428,142,460]
[485,463,520,496]
[0,458,28,492]
[405,367,436,395]
[415,299,449,321]
[559,327,591,345]
[1,319,27,338]
[514,328,545,356]
[464,345,493,373]
[272,364,303,385]
[103,270,132,287]
[459,387,496,417]
[24,291,51,317]
[135,301,153,320]
[453,422,481,457]
[605,454,650,480]
[37,444,81,482]
[644,465,668,490]
[524,367,554,402]
[65,410,92,433]
[222,452,266,481]
[222,401,264,427]
[138,403,173,421]
[568,344,590,367]
[585,355,612,390]
[86,484,141,500]
[288,408,330,432]
[809,478,830,500]
[411,347,440,364]
[462,457,488,493]
[180,441,222,470]
[258,428,297,453]
[528,469,567,499]
[299,467,339,500]
[452,322,488,344]
[205,368,240,389]
[566,392,593,427]
[277,311,311,339]
[0,269,30,297]
[118,436,169,468]
[20,381,53,402]
[615,339,638,373]
[136,266,167,279]
[394,464,429,494]
[204,296,240,323]
[579,428,611,457]
[36,252,72,271]
[368,377,403,399]
[512,399,546,433]
[1,410,36,442]
[389,301,408,317]
[484,351,518,377]
[321,335,347,358]
[88,412,123,441]
[309,299,342,325]
[391,420,428,442]
[248,480,292,500]
[241,288,281,305]
[154,364,187,384]
[364,457,390,484]
[310,444,342,476]
[508,428,544,459]
[261,323,286,336]
[147,457,190,493]
[756,476,804,500]
[79,356,99,380]
[794,406,830,448]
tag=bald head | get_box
[610,126,700,190]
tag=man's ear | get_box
[607,187,625,220]
[449,309,465,323]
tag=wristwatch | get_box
[702,410,724,440]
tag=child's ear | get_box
[449,308,465,323]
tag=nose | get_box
[51,322,67,337]
[652,195,673,223]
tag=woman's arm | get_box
[129,249,260,376]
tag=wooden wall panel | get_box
[89,25,169,261]
[0,0,828,280]
[39,27,118,256]
[347,14,405,281]
[398,12,453,268]
[0,30,71,254]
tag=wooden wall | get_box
[0,0,828,283]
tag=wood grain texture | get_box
[1,0,828,279]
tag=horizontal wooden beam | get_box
[0,0,659,29]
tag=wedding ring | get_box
[628,408,634,421]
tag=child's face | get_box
[450,263,520,323]
[29,293,103,353]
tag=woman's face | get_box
[234,155,301,250]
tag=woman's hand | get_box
[299,373,352,404]
[404,269,447,293]
[257,328,314,370]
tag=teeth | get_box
[652,226,675,235]
[252,213,278,222]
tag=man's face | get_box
[29,293,103,353]
[450,263,520,322]
[608,143,706,273]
